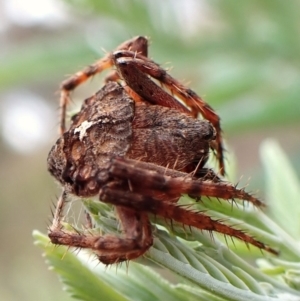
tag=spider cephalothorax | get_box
[48,36,277,264]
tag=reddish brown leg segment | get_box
[99,185,277,255]
[48,190,153,264]
[59,36,149,135]
[109,158,265,208]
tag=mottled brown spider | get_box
[59,36,225,175]
[48,37,277,264]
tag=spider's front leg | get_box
[101,158,278,255]
[58,36,148,135]
[113,53,225,175]
[100,178,277,255]
[48,190,153,264]
[110,158,265,208]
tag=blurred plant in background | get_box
[0,1,299,300]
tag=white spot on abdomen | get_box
[74,120,94,141]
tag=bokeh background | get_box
[0,1,299,300]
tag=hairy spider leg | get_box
[49,191,153,264]
[109,157,265,208]
[99,184,277,255]
[59,36,148,134]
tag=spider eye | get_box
[202,124,216,141]
[203,133,211,140]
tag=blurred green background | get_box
[0,1,299,300]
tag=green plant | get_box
[34,140,300,301]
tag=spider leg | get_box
[49,190,68,231]
[100,184,278,255]
[117,155,220,183]
[113,54,225,174]
[110,157,265,208]
[48,191,153,264]
[59,36,148,135]
[113,51,192,114]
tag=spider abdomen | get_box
[128,102,215,171]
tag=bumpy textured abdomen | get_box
[127,102,215,171]
[47,82,135,196]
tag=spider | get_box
[48,37,277,264]
[59,36,225,175]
